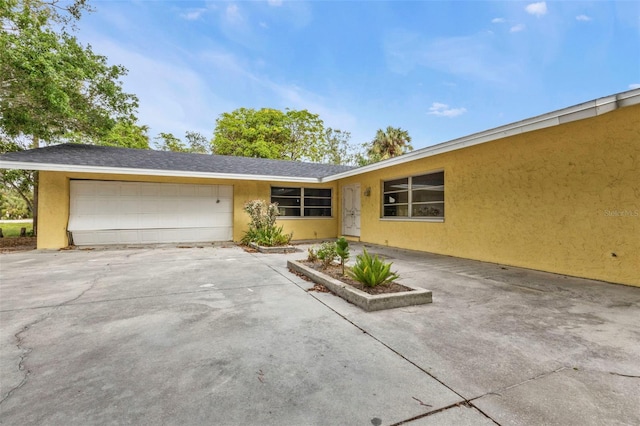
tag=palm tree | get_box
[366,126,413,163]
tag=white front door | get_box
[342,184,361,237]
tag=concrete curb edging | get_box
[249,242,297,253]
[288,260,433,312]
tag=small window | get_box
[382,171,444,219]
[271,187,332,217]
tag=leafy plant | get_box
[335,236,350,275]
[241,199,292,247]
[307,246,318,262]
[347,248,399,287]
[316,241,337,269]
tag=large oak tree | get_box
[0,0,141,231]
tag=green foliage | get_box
[318,128,358,165]
[347,248,400,287]
[154,132,186,152]
[0,0,139,144]
[0,135,34,217]
[242,225,291,247]
[0,186,31,219]
[184,131,210,154]
[281,108,324,161]
[154,131,210,154]
[212,108,289,159]
[315,241,338,269]
[307,246,318,262]
[100,121,150,149]
[0,221,33,237]
[335,236,350,275]
[359,126,413,165]
[211,107,357,164]
[241,199,292,247]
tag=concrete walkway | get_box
[0,243,638,425]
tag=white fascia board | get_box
[322,89,640,182]
[0,161,322,183]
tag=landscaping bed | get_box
[0,236,37,252]
[298,260,412,295]
[248,242,297,254]
[288,259,432,312]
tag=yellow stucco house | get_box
[1,90,639,287]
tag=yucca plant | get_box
[347,248,399,287]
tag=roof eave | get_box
[324,88,640,181]
[0,161,323,183]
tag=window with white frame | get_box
[271,187,332,217]
[382,171,444,219]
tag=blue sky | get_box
[78,1,640,151]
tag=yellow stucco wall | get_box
[37,172,338,249]
[338,104,640,287]
[36,104,638,286]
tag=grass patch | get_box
[0,221,33,238]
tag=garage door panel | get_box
[218,186,233,198]
[217,199,233,212]
[211,213,233,226]
[120,183,141,197]
[69,181,233,245]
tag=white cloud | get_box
[383,30,526,86]
[525,2,547,17]
[510,24,526,33]
[267,0,283,6]
[199,48,357,137]
[576,14,592,22]
[491,18,506,24]
[428,103,467,118]
[226,4,242,23]
[87,40,229,139]
[179,4,217,21]
[629,83,640,90]
[181,9,206,21]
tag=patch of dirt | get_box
[298,260,413,295]
[0,237,37,253]
[307,282,331,293]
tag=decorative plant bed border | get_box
[288,260,432,312]
[249,242,297,254]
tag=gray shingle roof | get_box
[0,143,356,179]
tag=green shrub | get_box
[335,236,350,275]
[254,225,291,247]
[347,248,399,287]
[307,246,318,262]
[316,241,337,269]
[241,199,292,247]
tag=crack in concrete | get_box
[0,315,50,406]
[609,371,640,378]
[60,264,111,307]
[269,258,503,425]
[390,401,501,426]
[469,366,569,401]
[0,282,286,313]
[0,264,112,406]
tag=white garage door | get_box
[68,181,233,245]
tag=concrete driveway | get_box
[1,244,638,425]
